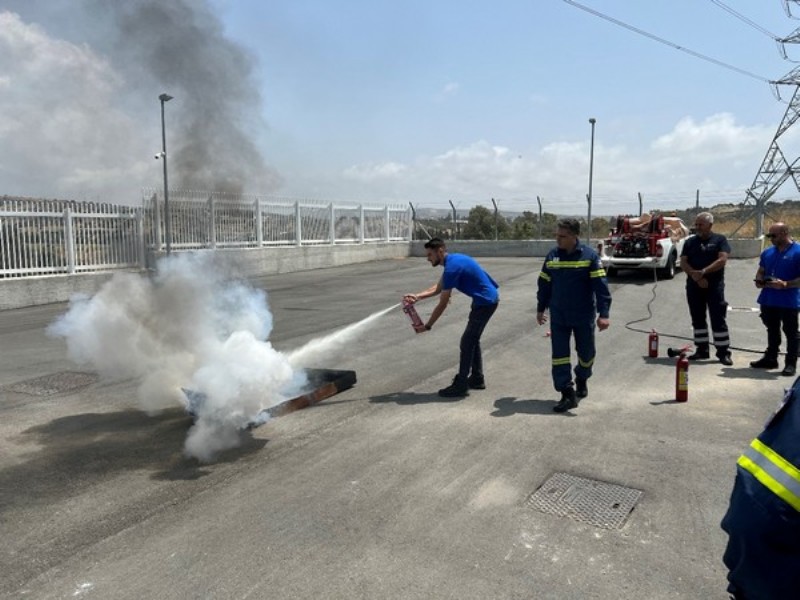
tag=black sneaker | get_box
[688,349,710,361]
[438,376,469,398]
[576,377,588,399]
[782,364,796,377]
[553,387,578,413]
[750,357,779,369]
[467,375,486,390]
[718,353,733,366]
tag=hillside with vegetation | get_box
[415,200,800,240]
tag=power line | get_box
[708,0,779,40]
[560,0,772,83]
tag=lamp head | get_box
[589,117,596,124]
[159,93,173,102]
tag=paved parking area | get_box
[0,256,781,599]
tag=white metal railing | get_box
[141,189,412,250]
[1,193,412,278]
[0,199,142,278]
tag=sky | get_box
[2,0,800,215]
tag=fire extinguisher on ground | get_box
[675,351,689,402]
[648,330,659,358]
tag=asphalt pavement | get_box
[0,256,783,599]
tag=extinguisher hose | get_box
[621,269,771,356]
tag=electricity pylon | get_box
[738,0,800,237]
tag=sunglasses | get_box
[765,233,777,238]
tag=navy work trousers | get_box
[458,303,498,381]
[550,318,595,392]
[686,281,729,354]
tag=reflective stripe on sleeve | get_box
[737,438,800,512]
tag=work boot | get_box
[575,377,588,399]
[553,387,578,413]
[438,375,469,398]
[466,374,486,390]
[718,352,733,366]
[688,347,710,361]
[782,364,796,377]
[750,356,779,369]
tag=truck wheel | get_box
[658,254,676,280]
[606,266,617,278]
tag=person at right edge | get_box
[536,218,611,413]
[720,376,800,599]
[751,222,800,377]
[679,211,733,365]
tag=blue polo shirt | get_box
[758,241,800,309]
[442,253,499,306]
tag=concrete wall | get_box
[0,238,765,311]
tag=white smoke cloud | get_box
[47,252,305,462]
[46,253,396,462]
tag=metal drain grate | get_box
[526,472,642,530]
[8,371,97,396]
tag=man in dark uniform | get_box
[721,376,800,598]
[536,218,611,413]
[679,211,733,365]
[404,238,499,398]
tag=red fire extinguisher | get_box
[648,330,659,358]
[402,299,424,332]
[675,351,689,402]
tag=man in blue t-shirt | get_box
[751,222,800,377]
[404,238,499,397]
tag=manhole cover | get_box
[526,472,642,530]
[8,371,97,396]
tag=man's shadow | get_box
[369,391,465,405]
[490,396,565,417]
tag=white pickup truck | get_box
[600,214,691,279]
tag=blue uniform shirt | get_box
[757,241,800,309]
[721,377,800,598]
[536,241,611,323]
[441,253,499,306]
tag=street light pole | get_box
[159,93,174,255]
[587,117,596,240]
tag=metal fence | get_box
[0,198,143,278]
[141,189,411,250]
[0,193,412,278]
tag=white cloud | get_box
[0,12,157,202]
[330,113,781,214]
[343,161,407,181]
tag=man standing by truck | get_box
[679,211,733,365]
[537,218,611,413]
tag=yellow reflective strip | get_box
[548,260,592,269]
[738,454,800,512]
[590,269,606,278]
[539,272,551,282]
[752,438,800,484]
[578,357,594,368]
[552,357,571,366]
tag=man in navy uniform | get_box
[679,211,733,365]
[536,218,611,413]
[721,377,800,598]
